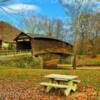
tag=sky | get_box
[0,0,65,31]
[0,0,100,32]
[0,0,65,18]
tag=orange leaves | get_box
[0,79,99,100]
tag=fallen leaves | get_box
[0,79,99,100]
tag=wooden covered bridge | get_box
[14,32,73,68]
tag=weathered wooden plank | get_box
[40,82,69,88]
[45,74,78,80]
[40,82,78,96]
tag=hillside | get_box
[0,21,21,41]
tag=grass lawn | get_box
[0,67,100,100]
[77,55,100,66]
[0,67,100,90]
[79,60,100,65]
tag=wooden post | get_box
[39,56,43,69]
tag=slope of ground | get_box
[0,21,21,41]
[77,55,100,66]
[0,67,99,100]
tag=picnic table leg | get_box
[63,81,72,96]
[41,85,52,93]
[69,81,78,91]
[64,81,77,96]
[46,86,52,93]
[64,87,72,96]
[72,83,77,92]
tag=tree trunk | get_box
[72,54,77,69]
[72,33,78,70]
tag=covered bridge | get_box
[14,32,73,67]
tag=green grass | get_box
[80,60,100,65]
[0,67,100,90]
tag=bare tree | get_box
[0,0,17,15]
[22,16,37,34]
[52,18,63,39]
[59,0,98,69]
[46,19,53,36]
[22,16,51,36]
[79,13,100,56]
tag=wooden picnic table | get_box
[40,74,80,96]
[45,74,78,81]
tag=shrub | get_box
[0,54,42,68]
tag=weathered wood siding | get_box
[31,38,73,55]
[31,38,73,67]
[15,33,73,67]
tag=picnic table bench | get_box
[40,74,80,96]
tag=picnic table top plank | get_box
[45,74,78,80]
